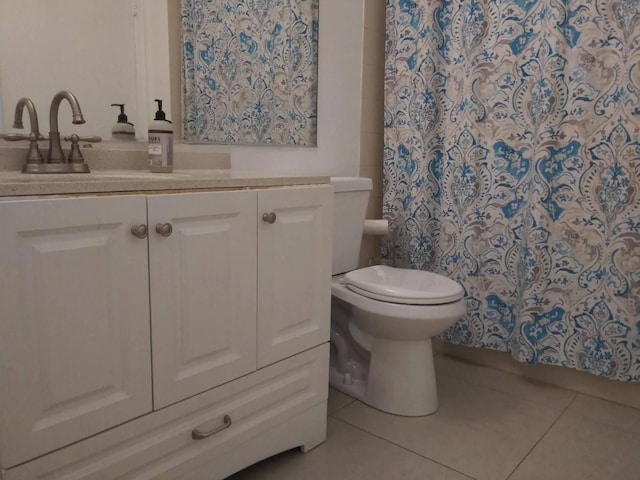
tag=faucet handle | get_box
[64,135,102,143]
[4,133,46,142]
[4,133,30,142]
[63,134,101,170]
[5,132,45,166]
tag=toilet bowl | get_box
[329,177,466,416]
[329,266,465,416]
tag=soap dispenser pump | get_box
[110,103,136,141]
[148,99,174,173]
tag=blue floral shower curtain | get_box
[383,0,640,380]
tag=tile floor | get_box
[228,354,640,480]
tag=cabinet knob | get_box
[155,222,173,237]
[262,212,277,224]
[192,414,232,440]
[130,224,148,239]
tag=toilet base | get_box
[329,367,367,400]
[329,337,439,417]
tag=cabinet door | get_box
[257,186,332,367]
[148,191,257,409]
[0,195,152,468]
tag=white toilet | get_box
[330,177,466,416]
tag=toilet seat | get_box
[331,279,466,338]
[343,265,464,305]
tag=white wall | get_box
[358,0,386,266]
[154,0,365,176]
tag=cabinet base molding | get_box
[3,345,329,480]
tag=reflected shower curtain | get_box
[181,0,318,145]
[383,0,640,380]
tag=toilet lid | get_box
[343,265,464,305]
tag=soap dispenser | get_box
[148,99,174,173]
[110,103,136,141]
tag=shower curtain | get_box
[383,0,640,380]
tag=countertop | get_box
[0,169,330,197]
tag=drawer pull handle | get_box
[155,222,173,237]
[130,224,148,239]
[192,414,232,440]
[262,212,277,224]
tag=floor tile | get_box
[563,393,640,434]
[328,387,356,415]
[227,417,473,480]
[435,355,577,410]
[436,342,640,409]
[333,375,566,480]
[509,395,640,480]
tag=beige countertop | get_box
[0,169,329,197]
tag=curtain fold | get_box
[383,0,640,380]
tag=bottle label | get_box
[148,143,162,155]
[148,131,173,166]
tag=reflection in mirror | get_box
[180,0,319,145]
[0,0,141,140]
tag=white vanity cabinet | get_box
[0,183,332,479]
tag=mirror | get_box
[0,0,320,146]
[0,0,143,140]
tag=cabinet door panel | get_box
[258,186,332,367]
[0,196,152,468]
[148,191,257,409]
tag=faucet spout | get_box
[47,91,86,163]
[9,97,45,167]
[13,97,41,137]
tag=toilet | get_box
[330,177,466,416]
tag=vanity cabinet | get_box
[0,184,332,478]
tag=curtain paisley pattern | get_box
[384,0,640,380]
[181,0,318,145]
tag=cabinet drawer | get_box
[4,344,329,480]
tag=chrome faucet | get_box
[4,97,45,171]
[6,91,100,173]
[47,90,86,164]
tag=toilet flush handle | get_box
[262,212,277,224]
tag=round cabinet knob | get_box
[262,212,277,224]
[155,223,173,237]
[130,224,148,239]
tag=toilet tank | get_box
[331,177,373,275]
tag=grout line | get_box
[504,393,579,480]
[331,413,479,480]
[572,391,640,413]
